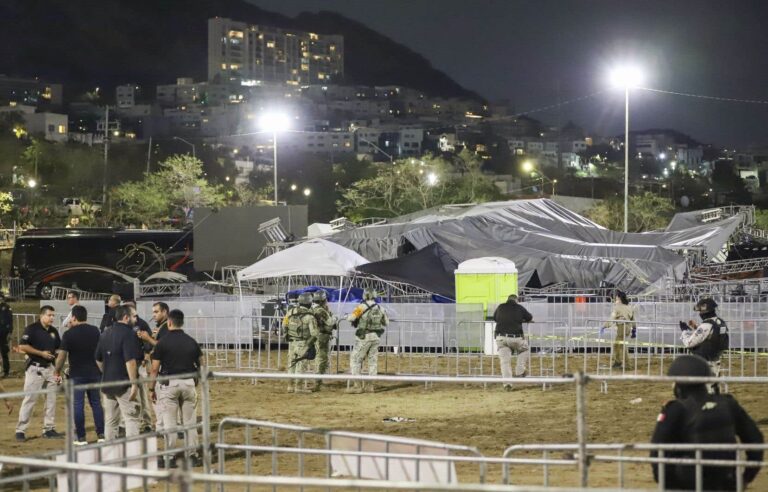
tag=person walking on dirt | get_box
[651,354,763,490]
[603,290,636,369]
[346,289,388,394]
[493,294,532,390]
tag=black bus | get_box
[10,228,194,298]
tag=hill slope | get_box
[0,0,480,100]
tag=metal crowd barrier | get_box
[1,370,767,491]
[0,276,24,299]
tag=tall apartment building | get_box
[208,17,344,86]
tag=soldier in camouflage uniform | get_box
[346,289,388,394]
[311,290,337,392]
[282,293,318,394]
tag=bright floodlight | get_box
[426,172,438,186]
[258,112,290,132]
[27,178,37,188]
[522,161,534,173]
[303,187,311,197]
[609,65,643,88]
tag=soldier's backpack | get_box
[359,304,385,335]
[286,310,309,340]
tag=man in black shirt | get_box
[122,300,154,433]
[137,301,170,431]
[54,305,104,444]
[651,355,763,490]
[15,305,62,441]
[0,294,12,377]
[493,294,533,390]
[150,309,203,466]
[99,294,121,333]
[95,304,141,440]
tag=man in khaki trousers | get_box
[150,309,204,468]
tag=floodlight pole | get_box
[273,131,279,205]
[624,87,629,234]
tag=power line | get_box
[638,87,768,105]
[486,90,607,122]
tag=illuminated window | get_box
[221,63,227,69]
[230,64,240,70]
[318,73,325,80]
[228,30,244,39]
[57,124,66,134]
[309,33,319,40]
[330,45,336,52]
[266,41,275,48]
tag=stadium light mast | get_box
[609,65,643,233]
[259,112,291,205]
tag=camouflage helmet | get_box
[312,290,327,302]
[363,288,377,301]
[297,293,313,306]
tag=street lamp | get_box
[609,64,643,233]
[426,172,438,186]
[521,160,555,196]
[172,136,196,159]
[259,112,291,205]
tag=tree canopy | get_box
[337,150,502,221]
[584,192,674,232]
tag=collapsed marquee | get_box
[324,199,744,296]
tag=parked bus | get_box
[10,227,194,298]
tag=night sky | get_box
[249,0,768,149]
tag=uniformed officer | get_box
[346,289,388,394]
[493,294,533,390]
[15,305,63,442]
[0,293,12,378]
[95,305,142,440]
[149,309,204,468]
[651,355,763,490]
[679,298,728,393]
[311,290,337,392]
[282,293,317,394]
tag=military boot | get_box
[345,383,363,394]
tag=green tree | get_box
[111,154,226,227]
[0,191,12,217]
[585,192,674,232]
[338,153,501,220]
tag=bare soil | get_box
[0,353,766,491]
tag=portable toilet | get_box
[454,257,518,316]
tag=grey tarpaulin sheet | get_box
[327,199,742,294]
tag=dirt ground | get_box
[1,350,767,491]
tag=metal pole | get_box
[623,87,629,234]
[200,369,213,491]
[146,136,152,174]
[273,131,278,205]
[64,381,76,492]
[575,371,589,487]
[102,105,109,205]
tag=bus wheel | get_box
[37,282,53,300]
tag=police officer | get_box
[15,305,63,441]
[680,298,728,393]
[282,293,317,394]
[493,294,533,390]
[95,305,142,440]
[311,290,337,392]
[651,355,763,490]
[346,289,388,394]
[149,309,204,468]
[0,293,12,378]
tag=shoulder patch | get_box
[657,412,666,422]
[702,401,717,411]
